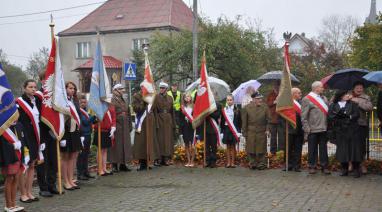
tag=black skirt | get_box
[222,126,237,146]
[0,137,19,167]
[93,131,112,149]
[181,122,194,146]
[61,130,82,153]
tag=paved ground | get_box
[3,166,382,212]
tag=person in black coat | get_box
[196,103,222,168]
[328,90,361,178]
[220,94,241,168]
[0,121,26,212]
[284,88,304,172]
[179,93,195,167]
[17,79,41,203]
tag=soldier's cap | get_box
[159,82,169,88]
[113,84,124,90]
[251,92,263,99]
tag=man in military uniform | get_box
[153,82,176,166]
[242,92,270,170]
[132,89,159,171]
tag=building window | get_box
[132,38,149,50]
[76,42,91,58]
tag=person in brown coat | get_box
[109,84,133,172]
[152,82,176,166]
[132,90,159,171]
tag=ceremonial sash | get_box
[3,128,27,172]
[135,104,152,133]
[16,97,40,146]
[208,117,221,146]
[222,107,240,143]
[68,101,81,127]
[306,92,328,115]
[35,91,43,100]
[293,100,301,115]
[181,105,193,123]
[79,108,89,120]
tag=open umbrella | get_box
[326,68,370,90]
[257,70,300,84]
[320,74,334,88]
[185,76,230,101]
[363,71,382,84]
[232,80,261,104]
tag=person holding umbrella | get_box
[328,90,361,177]
[350,82,373,174]
[301,81,330,175]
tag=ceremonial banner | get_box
[140,53,156,105]
[0,63,19,136]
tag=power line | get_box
[0,13,89,26]
[0,1,106,19]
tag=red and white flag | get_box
[140,53,156,105]
[41,38,70,140]
[192,52,217,129]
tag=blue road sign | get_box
[123,62,137,80]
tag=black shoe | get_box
[282,167,293,171]
[48,187,61,195]
[84,173,95,179]
[339,170,348,176]
[119,164,131,172]
[39,191,53,197]
[137,165,147,171]
[353,170,361,178]
[19,198,33,203]
[77,175,89,181]
[209,162,217,168]
[294,168,301,172]
[63,186,75,191]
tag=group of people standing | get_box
[0,76,375,212]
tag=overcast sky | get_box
[0,0,379,68]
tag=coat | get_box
[328,101,361,163]
[301,94,328,134]
[220,105,241,145]
[152,93,176,157]
[108,95,133,163]
[241,102,270,155]
[132,92,160,160]
[351,93,373,127]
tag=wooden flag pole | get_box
[98,123,102,175]
[49,15,63,195]
[285,120,289,172]
[203,121,206,168]
[146,110,150,171]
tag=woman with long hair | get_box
[179,93,195,167]
[16,79,41,202]
[61,82,82,190]
[328,90,361,178]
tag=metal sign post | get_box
[123,62,137,104]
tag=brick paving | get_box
[2,166,382,212]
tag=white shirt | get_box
[338,101,347,108]
[30,97,40,124]
[225,105,234,125]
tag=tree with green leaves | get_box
[0,49,28,97]
[26,47,49,80]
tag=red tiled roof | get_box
[59,0,193,36]
[75,56,122,70]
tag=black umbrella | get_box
[326,68,371,90]
[257,70,300,84]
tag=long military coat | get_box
[132,93,160,160]
[108,94,133,164]
[241,102,270,155]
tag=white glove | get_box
[80,137,85,147]
[237,133,242,138]
[60,140,67,147]
[13,140,22,150]
[39,143,46,151]
[24,155,30,165]
[39,151,44,161]
[109,127,116,138]
[220,133,224,140]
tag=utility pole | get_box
[192,0,198,80]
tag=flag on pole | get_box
[276,40,296,128]
[88,39,109,120]
[41,38,69,140]
[0,63,19,136]
[192,52,217,129]
[140,52,156,104]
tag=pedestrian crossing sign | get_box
[123,62,136,81]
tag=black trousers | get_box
[284,133,303,169]
[270,122,286,153]
[77,135,91,176]
[359,126,368,160]
[36,138,57,191]
[205,133,217,164]
[308,132,328,168]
